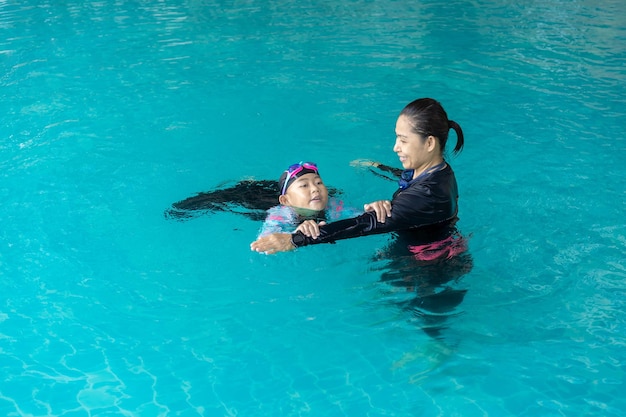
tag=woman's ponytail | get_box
[448,120,464,154]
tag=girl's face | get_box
[393,114,438,173]
[279,173,329,212]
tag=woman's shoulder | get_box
[405,163,458,202]
[432,162,457,185]
[415,162,456,186]
[395,163,456,197]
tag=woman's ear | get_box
[426,135,438,152]
[279,194,289,205]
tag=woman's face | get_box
[393,114,436,172]
[279,173,329,212]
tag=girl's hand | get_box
[250,233,295,255]
[295,220,326,239]
[363,200,392,223]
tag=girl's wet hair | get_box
[400,98,464,155]
[165,180,341,221]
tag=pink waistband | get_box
[407,235,468,261]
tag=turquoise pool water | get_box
[2,0,625,415]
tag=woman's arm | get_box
[250,212,381,254]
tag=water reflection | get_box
[373,229,473,340]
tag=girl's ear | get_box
[279,194,289,205]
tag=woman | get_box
[250,98,466,257]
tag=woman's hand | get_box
[295,220,326,239]
[250,233,296,255]
[363,200,392,223]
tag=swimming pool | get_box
[1,0,625,415]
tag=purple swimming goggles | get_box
[279,162,319,195]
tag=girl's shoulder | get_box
[258,205,298,237]
[265,204,298,222]
[326,197,362,221]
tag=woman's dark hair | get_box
[399,98,464,155]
